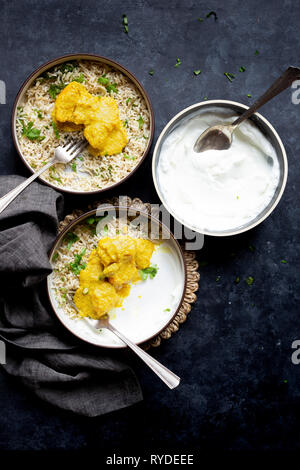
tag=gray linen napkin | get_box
[0,175,142,416]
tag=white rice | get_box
[16,60,151,192]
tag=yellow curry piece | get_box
[52,81,127,156]
[74,235,155,319]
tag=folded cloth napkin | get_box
[0,175,142,416]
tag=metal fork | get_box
[68,296,180,389]
[0,139,87,214]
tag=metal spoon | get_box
[68,296,180,389]
[194,66,300,153]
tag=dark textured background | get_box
[0,0,300,456]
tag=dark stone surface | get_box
[0,0,300,454]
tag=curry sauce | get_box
[52,81,127,156]
[74,235,155,319]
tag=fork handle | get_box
[0,158,55,215]
[107,323,180,389]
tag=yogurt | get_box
[158,107,280,232]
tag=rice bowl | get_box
[47,207,187,348]
[12,54,154,194]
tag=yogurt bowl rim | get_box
[152,99,288,237]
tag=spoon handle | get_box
[233,66,300,127]
[107,322,180,389]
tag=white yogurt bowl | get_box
[152,100,288,236]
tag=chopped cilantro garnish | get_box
[149,69,154,76]
[206,11,217,20]
[124,119,129,128]
[71,161,77,172]
[49,168,62,184]
[106,82,118,94]
[64,231,79,249]
[140,264,158,281]
[123,153,135,160]
[74,73,85,83]
[175,58,181,67]
[246,276,254,286]
[21,121,45,142]
[59,62,77,73]
[51,121,60,139]
[281,259,287,264]
[123,14,128,33]
[98,75,118,94]
[138,116,143,129]
[255,50,259,55]
[52,252,59,262]
[239,66,246,72]
[98,75,109,85]
[193,69,201,75]
[35,109,43,119]
[103,225,108,235]
[204,96,208,100]
[224,72,235,82]
[49,83,65,99]
[247,93,252,98]
[164,308,171,312]
[69,248,86,275]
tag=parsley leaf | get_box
[175,58,181,67]
[74,73,85,83]
[49,166,62,184]
[64,232,79,249]
[106,82,118,94]
[206,11,217,20]
[21,121,45,142]
[193,69,201,75]
[59,61,77,73]
[239,66,246,72]
[51,121,60,139]
[71,161,77,172]
[138,116,143,129]
[246,276,254,286]
[49,83,65,99]
[149,69,154,76]
[98,75,118,94]
[52,252,59,262]
[140,264,158,281]
[123,153,135,160]
[69,248,86,275]
[224,72,235,82]
[123,14,128,33]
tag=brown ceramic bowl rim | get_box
[47,205,187,349]
[11,53,155,195]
